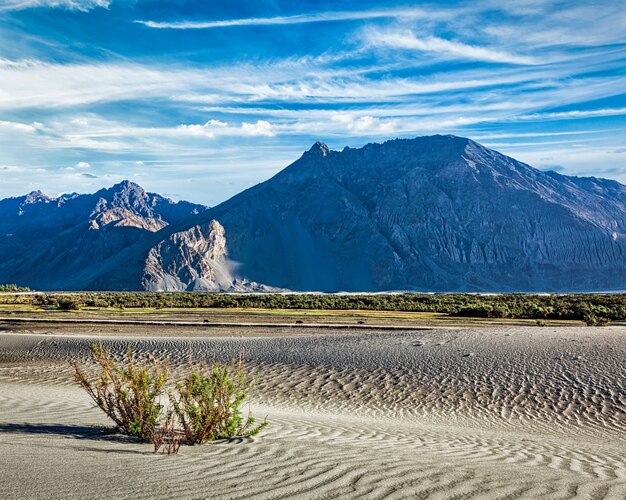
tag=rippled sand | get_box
[1,326,625,499]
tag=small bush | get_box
[58,298,81,311]
[584,314,611,327]
[0,284,30,292]
[72,346,267,451]
[71,345,168,441]
[170,357,267,444]
[536,319,548,327]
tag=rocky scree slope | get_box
[141,219,270,292]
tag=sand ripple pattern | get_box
[0,384,625,500]
[1,328,624,437]
[1,327,625,499]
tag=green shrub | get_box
[0,284,30,292]
[583,314,611,327]
[57,298,81,311]
[71,345,168,441]
[170,357,267,444]
[72,346,267,450]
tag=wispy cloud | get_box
[0,58,549,110]
[518,107,626,121]
[134,7,435,30]
[0,60,209,109]
[473,129,619,140]
[0,119,42,132]
[364,29,541,65]
[0,0,110,12]
[482,4,626,48]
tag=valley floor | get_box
[0,325,624,499]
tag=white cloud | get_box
[134,7,435,30]
[365,29,540,65]
[241,120,275,137]
[0,119,41,132]
[204,119,227,127]
[0,0,110,12]
[75,161,90,168]
[0,60,211,109]
[482,3,626,48]
[517,108,626,121]
[177,119,228,138]
[171,74,529,105]
[1,1,625,202]
[1,53,620,114]
[177,125,215,138]
[331,114,398,134]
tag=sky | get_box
[0,0,624,206]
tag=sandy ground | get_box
[0,325,625,499]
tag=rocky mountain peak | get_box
[109,179,142,193]
[90,182,165,231]
[23,190,52,204]
[106,180,148,203]
[306,141,330,157]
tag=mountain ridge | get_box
[1,135,624,292]
[0,180,208,290]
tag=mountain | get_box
[2,136,625,292]
[135,135,626,292]
[0,181,207,290]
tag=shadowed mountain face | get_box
[187,135,626,292]
[0,181,207,290]
[2,136,625,292]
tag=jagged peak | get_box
[306,141,330,157]
[94,181,153,208]
[23,190,53,203]
[26,189,46,197]
[108,180,144,193]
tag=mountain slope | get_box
[146,135,624,292]
[0,181,207,290]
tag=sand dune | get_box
[0,326,625,499]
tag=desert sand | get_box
[0,325,625,499]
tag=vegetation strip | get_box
[0,316,433,330]
[0,292,624,325]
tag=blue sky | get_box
[0,0,624,205]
